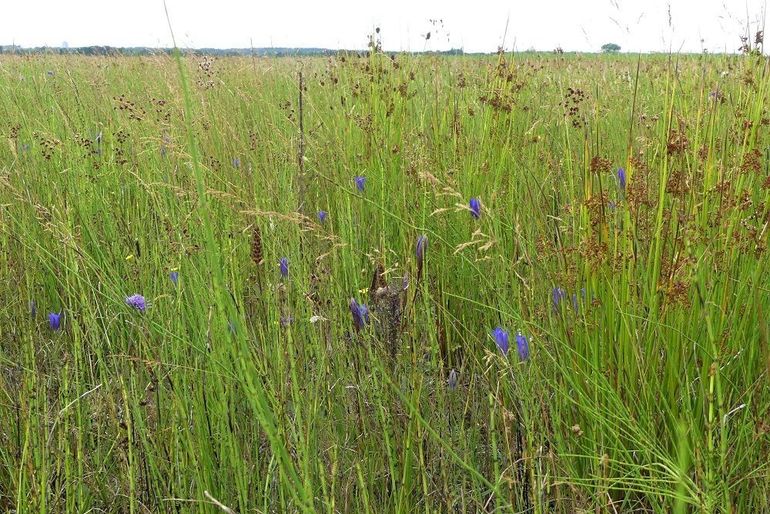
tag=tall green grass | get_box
[1,50,769,512]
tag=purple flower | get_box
[552,287,567,312]
[232,157,241,169]
[169,271,179,286]
[448,368,458,390]
[469,197,481,219]
[354,175,366,192]
[48,312,62,331]
[492,327,509,356]
[416,235,428,269]
[125,294,146,313]
[516,333,530,361]
[317,210,328,223]
[349,298,370,331]
[617,167,626,191]
[279,257,289,278]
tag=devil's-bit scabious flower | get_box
[48,312,62,331]
[317,210,328,224]
[617,167,626,191]
[170,271,179,286]
[516,333,530,361]
[354,176,366,192]
[125,294,146,313]
[448,368,458,390]
[552,287,567,312]
[492,327,509,356]
[349,298,370,331]
[469,197,481,219]
[279,257,289,278]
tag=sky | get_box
[1,0,767,53]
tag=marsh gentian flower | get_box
[170,271,179,286]
[516,333,530,361]
[469,197,481,219]
[492,327,509,356]
[279,257,289,278]
[125,294,146,313]
[354,176,366,192]
[48,312,62,331]
[349,298,369,331]
[552,287,567,311]
[416,234,428,274]
[617,167,626,191]
[317,210,328,223]
[448,368,458,390]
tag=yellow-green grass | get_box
[0,51,768,512]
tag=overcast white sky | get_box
[1,0,767,53]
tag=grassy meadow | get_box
[1,50,769,513]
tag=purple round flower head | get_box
[48,312,62,331]
[469,197,481,219]
[516,333,530,361]
[552,287,567,312]
[354,175,366,192]
[125,294,146,313]
[492,326,509,356]
[617,167,626,191]
[169,271,179,286]
[279,257,289,278]
[317,210,328,224]
[349,298,369,331]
